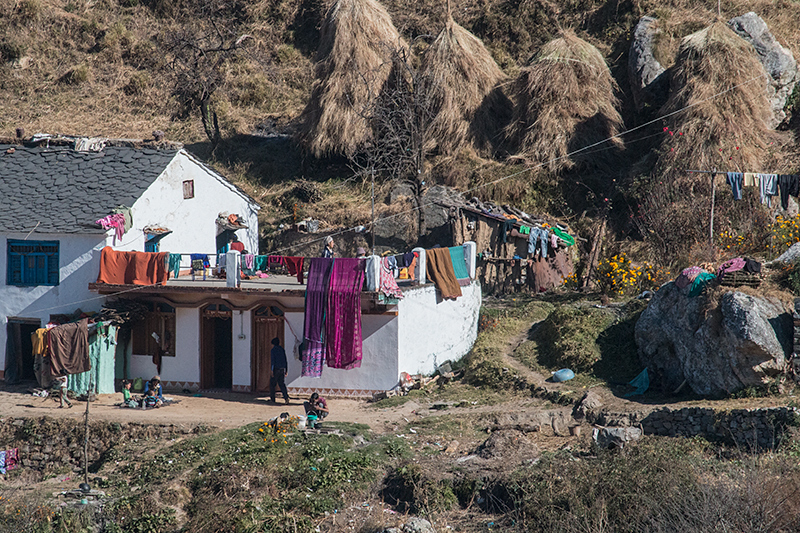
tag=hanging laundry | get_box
[96,247,169,286]
[302,258,333,377]
[407,253,418,281]
[4,448,19,472]
[727,172,744,200]
[254,255,269,272]
[325,258,366,370]
[552,227,575,247]
[379,257,404,298]
[48,319,90,376]
[758,174,778,206]
[284,256,305,284]
[68,324,117,395]
[501,219,514,244]
[31,328,49,356]
[169,253,182,279]
[717,257,746,277]
[96,213,127,240]
[528,227,549,258]
[112,206,133,233]
[743,172,758,187]
[779,174,800,210]
[190,253,210,268]
[425,247,462,299]
[448,245,470,284]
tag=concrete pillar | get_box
[226,251,241,288]
[463,241,477,279]
[413,247,426,284]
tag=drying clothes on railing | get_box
[528,227,549,258]
[31,328,49,356]
[426,247,462,299]
[779,174,800,210]
[96,213,127,240]
[169,253,182,279]
[758,173,778,206]
[254,255,269,272]
[96,247,169,286]
[190,254,210,268]
[284,256,305,284]
[48,319,90,377]
[325,258,366,370]
[380,257,404,298]
[302,258,333,377]
[397,251,415,268]
[242,254,254,270]
[448,245,471,286]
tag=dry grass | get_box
[656,21,787,177]
[421,15,510,156]
[299,0,406,158]
[505,31,623,172]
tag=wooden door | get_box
[201,304,232,389]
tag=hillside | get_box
[1,0,799,264]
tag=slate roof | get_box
[0,143,178,234]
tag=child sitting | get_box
[121,379,138,408]
[143,389,162,409]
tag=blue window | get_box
[7,239,59,286]
[145,235,159,253]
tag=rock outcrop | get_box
[728,12,798,127]
[628,16,669,111]
[635,282,791,396]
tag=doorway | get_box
[251,306,285,393]
[5,318,40,384]
[201,304,233,389]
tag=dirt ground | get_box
[0,382,419,431]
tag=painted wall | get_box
[232,309,253,391]
[397,281,482,375]
[284,312,400,395]
[128,307,201,389]
[119,151,260,256]
[0,233,108,377]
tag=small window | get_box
[183,180,194,199]
[132,301,176,357]
[7,239,59,286]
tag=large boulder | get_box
[635,283,791,396]
[628,16,669,111]
[728,12,798,127]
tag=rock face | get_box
[635,282,791,396]
[728,12,798,127]
[628,16,669,111]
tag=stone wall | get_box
[594,406,799,451]
[0,417,204,473]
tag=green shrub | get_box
[60,64,91,85]
[383,463,457,514]
[535,307,614,372]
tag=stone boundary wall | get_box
[0,417,208,473]
[595,406,799,451]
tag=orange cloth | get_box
[31,328,49,356]
[425,248,462,299]
[230,241,245,252]
[97,247,169,286]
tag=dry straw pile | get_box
[656,21,783,175]
[422,16,510,156]
[299,0,405,158]
[506,31,623,172]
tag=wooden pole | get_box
[371,168,375,255]
[709,169,716,247]
[83,392,89,485]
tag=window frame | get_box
[6,239,60,286]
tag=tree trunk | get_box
[201,99,222,146]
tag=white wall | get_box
[117,150,260,256]
[285,312,400,392]
[232,309,253,389]
[397,281,481,375]
[128,307,201,386]
[0,233,108,376]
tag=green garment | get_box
[552,227,575,247]
[688,272,716,297]
[254,255,269,272]
[112,206,133,233]
[448,245,470,280]
[123,388,132,402]
[519,225,530,235]
[68,324,117,395]
[169,254,182,279]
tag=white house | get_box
[0,136,259,383]
[1,136,481,398]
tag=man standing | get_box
[270,337,290,405]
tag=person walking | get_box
[322,236,336,258]
[270,337,290,404]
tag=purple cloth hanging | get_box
[325,258,366,370]
[302,258,333,377]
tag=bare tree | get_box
[351,45,438,239]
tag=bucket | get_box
[307,414,318,429]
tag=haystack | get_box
[506,31,623,172]
[421,16,510,156]
[656,22,780,174]
[299,0,405,158]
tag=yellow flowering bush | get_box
[563,272,580,289]
[256,415,299,444]
[768,215,800,255]
[596,253,670,296]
